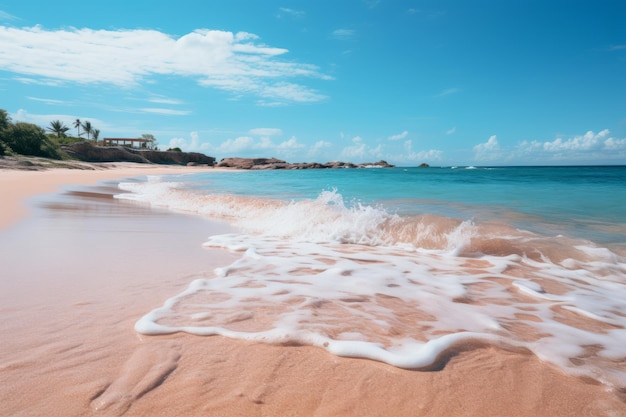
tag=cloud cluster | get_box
[0,26,328,103]
[169,130,307,159]
[473,135,500,161]
[340,136,382,160]
[399,140,443,163]
[517,129,626,161]
[473,130,626,163]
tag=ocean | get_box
[115,165,626,389]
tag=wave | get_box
[116,178,614,262]
[117,176,626,389]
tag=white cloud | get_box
[168,132,211,152]
[277,136,306,158]
[148,97,183,105]
[259,82,327,102]
[249,128,283,136]
[395,140,443,163]
[308,140,332,157]
[0,10,17,21]
[13,76,62,86]
[0,26,329,103]
[446,127,456,135]
[473,135,501,161]
[416,149,443,160]
[332,29,356,41]
[278,136,302,149]
[278,7,305,18]
[201,134,308,159]
[27,96,67,105]
[138,108,191,116]
[339,136,383,161]
[214,136,255,154]
[516,129,626,162]
[604,137,626,150]
[542,129,608,152]
[388,130,408,141]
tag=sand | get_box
[0,163,625,417]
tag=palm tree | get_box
[92,129,100,145]
[73,119,82,138]
[47,120,69,138]
[81,121,93,141]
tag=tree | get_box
[47,120,69,138]
[6,122,47,156]
[92,128,100,144]
[141,133,157,150]
[73,118,82,138]
[0,109,10,156]
[81,121,93,141]
[0,109,9,131]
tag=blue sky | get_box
[1,1,625,166]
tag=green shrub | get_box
[5,122,48,156]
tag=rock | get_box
[357,160,395,168]
[61,142,216,166]
[215,157,396,170]
[419,163,430,168]
[216,157,288,170]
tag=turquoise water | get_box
[184,166,626,244]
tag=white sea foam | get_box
[118,176,626,389]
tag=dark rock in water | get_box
[61,142,216,166]
[419,163,430,168]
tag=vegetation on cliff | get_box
[1,109,398,169]
[0,109,208,165]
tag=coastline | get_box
[0,159,234,231]
[1,163,625,416]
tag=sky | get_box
[1,0,625,166]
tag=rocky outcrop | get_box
[216,157,288,170]
[216,158,395,170]
[359,160,395,168]
[61,142,215,166]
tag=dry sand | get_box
[0,163,625,416]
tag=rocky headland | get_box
[1,142,396,171]
[61,142,216,166]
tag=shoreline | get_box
[0,159,235,231]
[1,163,625,416]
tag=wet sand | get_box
[0,165,625,416]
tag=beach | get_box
[1,164,625,417]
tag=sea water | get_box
[115,166,626,389]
